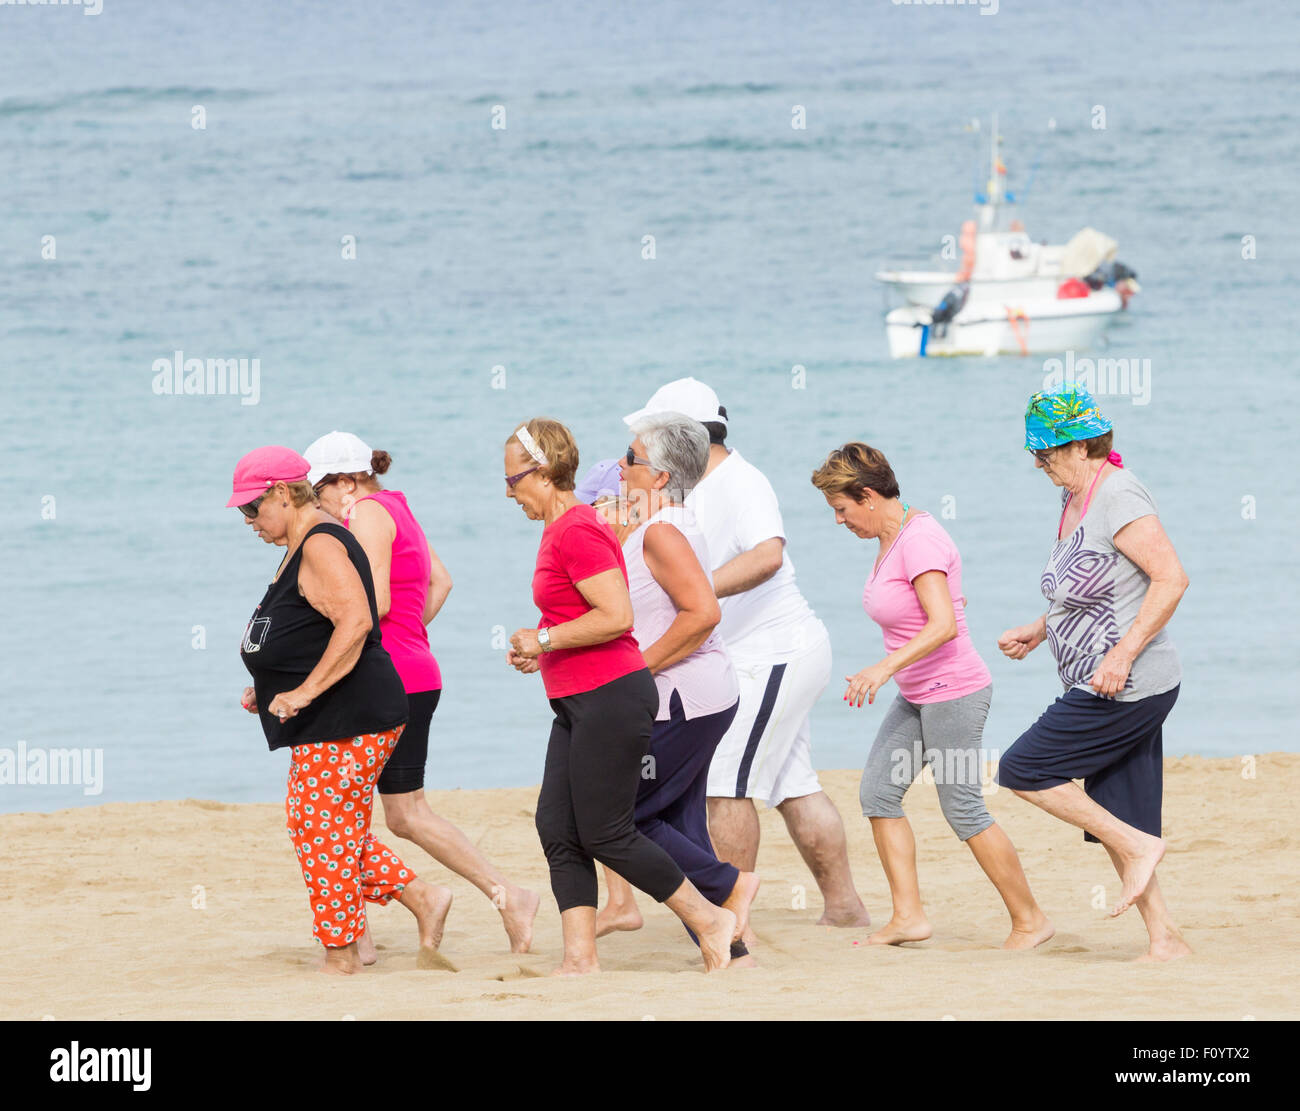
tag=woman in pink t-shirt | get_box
[503,418,739,975]
[307,431,538,959]
[812,442,1053,951]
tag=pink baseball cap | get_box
[225,445,311,507]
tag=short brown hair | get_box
[283,480,317,508]
[810,442,901,502]
[507,418,579,491]
[1079,430,1114,459]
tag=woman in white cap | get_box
[229,445,453,973]
[305,431,539,955]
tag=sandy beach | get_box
[5,754,1296,1021]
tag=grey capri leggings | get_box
[860,684,994,841]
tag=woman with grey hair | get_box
[596,413,760,962]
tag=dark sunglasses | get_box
[625,447,654,468]
[505,464,541,488]
[239,495,266,519]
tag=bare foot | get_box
[1134,933,1192,963]
[403,883,454,951]
[1110,834,1166,917]
[357,926,377,966]
[551,956,600,977]
[867,914,932,945]
[729,953,758,969]
[499,886,541,953]
[722,871,761,940]
[595,901,643,938]
[1003,912,1056,950]
[697,907,737,973]
[318,944,363,976]
[817,900,872,928]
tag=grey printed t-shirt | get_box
[1040,468,1181,702]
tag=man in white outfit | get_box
[624,378,869,938]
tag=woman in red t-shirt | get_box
[503,418,738,975]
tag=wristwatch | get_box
[537,627,553,653]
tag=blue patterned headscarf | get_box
[1023,386,1113,451]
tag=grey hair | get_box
[630,411,710,503]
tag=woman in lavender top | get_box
[592,415,759,963]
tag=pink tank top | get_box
[623,505,738,722]
[348,490,442,694]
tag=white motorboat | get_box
[886,287,1123,359]
[875,116,1139,309]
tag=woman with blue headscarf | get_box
[996,387,1191,962]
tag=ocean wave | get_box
[0,85,265,118]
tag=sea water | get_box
[3,0,1296,811]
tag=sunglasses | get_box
[625,447,654,468]
[1029,448,1056,464]
[239,495,266,519]
[505,464,542,488]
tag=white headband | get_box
[514,425,549,466]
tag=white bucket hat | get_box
[303,430,373,486]
[623,376,726,427]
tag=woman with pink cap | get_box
[305,431,539,954]
[229,445,454,974]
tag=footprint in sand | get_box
[416,947,458,972]
[491,965,545,982]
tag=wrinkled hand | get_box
[506,648,540,674]
[844,663,892,708]
[267,687,312,722]
[510,628,542,660]
[1089,643,1134,699]
[998,624,1042,660]
[240,686,259,713]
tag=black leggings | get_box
[535,669,685,912]
[377,689,440,795]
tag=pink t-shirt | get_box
[348,490,442,694]
[862,512,991,704]
[532,503,646,700]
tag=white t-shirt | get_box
[686,448,824,661]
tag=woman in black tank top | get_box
[228,446,455,975]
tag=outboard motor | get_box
[930,283,969,339]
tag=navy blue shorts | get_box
[996,684,1179,843]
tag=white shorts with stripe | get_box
[706,624,831,807]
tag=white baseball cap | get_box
[303,430,373,486]
[623,377,726,427]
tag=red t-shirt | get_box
[532,503,645,698]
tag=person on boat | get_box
[996,387,1191,962]
[811,441,1052,949]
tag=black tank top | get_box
[240,521,408,751]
